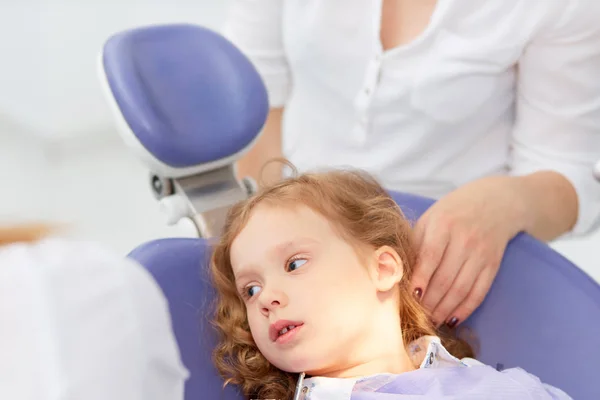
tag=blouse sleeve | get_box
[222,0,291,108]
[510,0,600,235]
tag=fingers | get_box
[420,239,468,317]
[414,222,504,327]
[412,207,506,328]
[411,219,449,300]
[412,216,427,249]
[429,256,481,326]
[445,265,499,328]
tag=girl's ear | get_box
[370,245,404,292]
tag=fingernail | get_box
[446,317,459,329]
[413,288,423,300]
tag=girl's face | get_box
[230,203,407,377]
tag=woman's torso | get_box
[280,0,559,198]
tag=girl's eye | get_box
[287,258,307,272]
[244,285,261,299]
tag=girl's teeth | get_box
[279,325,296,336]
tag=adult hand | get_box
[411,176,529,328]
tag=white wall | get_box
[0,1,231,139]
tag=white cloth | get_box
[223,0,600,235]
[298,336,470,400]
[296,336,571,399]
[0,239,188,400]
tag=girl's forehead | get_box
[229,204,335,265]
[239,203,331,238]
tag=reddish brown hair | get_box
[210,170,474,399]
[0,223,54,246]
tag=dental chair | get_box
[100,24,600,400]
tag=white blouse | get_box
[223,0,600,235]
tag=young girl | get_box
[210,170,571,399]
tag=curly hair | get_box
[210,169,475,400]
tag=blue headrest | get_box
[129,191,600,400]
[129,239,243,399]
[101,24,268,170]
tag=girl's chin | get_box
[273,358,318,375]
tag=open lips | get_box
[269,320,304,342]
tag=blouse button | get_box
[302,386,308,394]
[428,352,434,365]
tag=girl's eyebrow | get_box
[233,237,319,280]
[233,264,258,282]
[270,237,319,259]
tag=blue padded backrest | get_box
[129,238,244,400]
[102,24,269,167]
[129,191,600,400]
